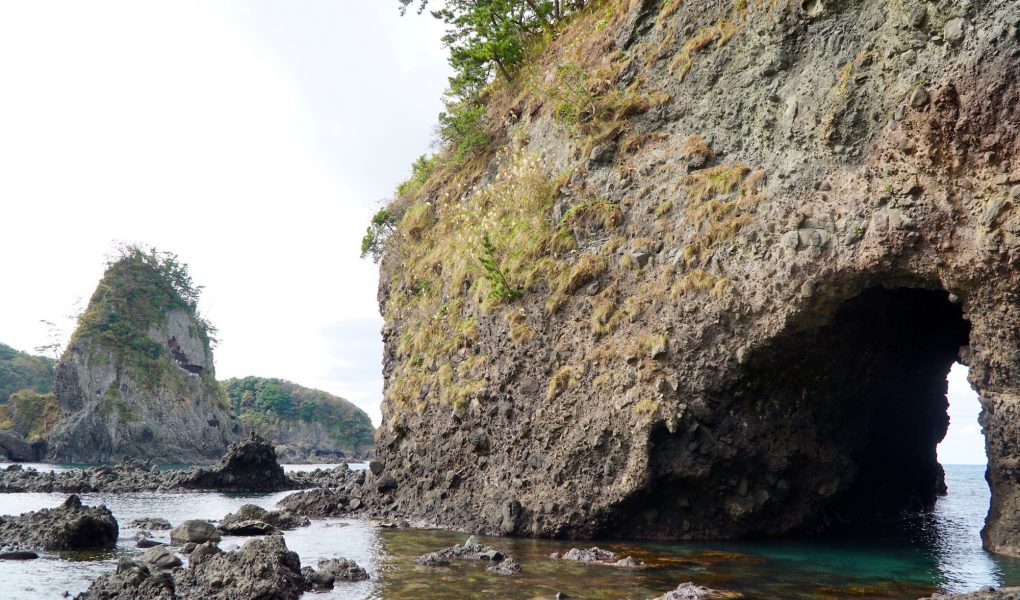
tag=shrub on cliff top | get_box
[73,245,218,393]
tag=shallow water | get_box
[0,464,1017,599]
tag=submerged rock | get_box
[486,556,522,574]
[654,583,738,599]
[925,586,1020,599]
[552,547,641,566]
[415,536,519,573]
[0,495,117,552]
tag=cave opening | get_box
[610,286,977,540]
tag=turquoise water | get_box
[0,464,1016,598]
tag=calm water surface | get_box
[0,464,1016,599]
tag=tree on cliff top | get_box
[75,245,216,352]
[400,0,585,100]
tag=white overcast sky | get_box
[0,1,448,427]
[0,2,987,464]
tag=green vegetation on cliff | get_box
[222,376,375,455]
[0,343,55,403]
[0,389,60,441]
[73,246,221,400]
[373,0,684,415]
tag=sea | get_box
[0,463,1017,599]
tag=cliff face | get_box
[373,0,1020,554]
[223,377,375,461]
[47,250,242,464]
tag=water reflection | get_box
[0,464,1017,599]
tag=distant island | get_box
[223,376,375,462]
[0,246,375,464]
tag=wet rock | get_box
[76,558,176,600]
[0,495,117,552]
[218,519,276,536]
[80,537,309,599]
[415,552,450,567]
[174,536,308,599]
[219,504,309,533]
[176,434,293,492]
[0,551,38,560]
[924,586,1020,599]
[187,541,221,565]
[654,582,735,599]
[416,536,514,566]
[129,517,172,530]
[317,557,369,581]
[302,566,335,590]
[169,520,220,546]
[486,556,522,574]
[136,538,165,549]
[140,545,182,570]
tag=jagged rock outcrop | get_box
[47,248,242,463]
[364,0,1020,556]
[78,536,312,600]
[0,495,118,552]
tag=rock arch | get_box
[599,282,1020,552]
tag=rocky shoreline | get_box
[0,434,352,494]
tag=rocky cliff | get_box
[222,377,375,462]
[47,248,242,463]
[369,0,1020,555]
[0,342,55,403]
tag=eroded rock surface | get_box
[353,0,1020,557]
[80,536,312,600]
[47,250,242,464]
[0,495,117,552]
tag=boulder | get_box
[218,519,276,536]
[140,545,182,570]
[0,494,117,552]
[317,557,369,581]
[169,520,220,546]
